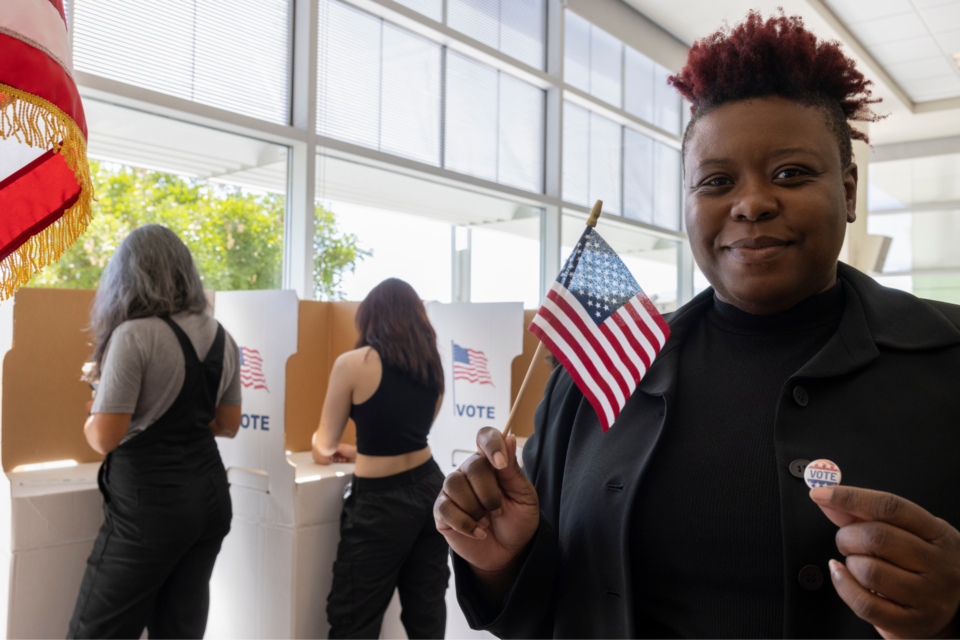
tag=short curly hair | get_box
[669,11,883,168]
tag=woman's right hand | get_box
[434,427,540,577]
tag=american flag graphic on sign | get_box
[239,347,269,391]
[453,343,493,386]
[529,227,670,431]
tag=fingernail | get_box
[493,452,507,469]
[473,527,487,540]
[829,559,841,579]
[810,487,834,502]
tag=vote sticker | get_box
[804,459,842,489]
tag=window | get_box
[565,10,683,136]
[564,11,621,106]
[32,100,288,290]
[445,53,545,192]
[448,0,546,70]
[315,154,543,305]
[562,102,621,215]
[73,0,292,125]
[317,0,442,166]
[318,1,544,191]
[624,129,681,231]
[393,0,443,22]
[471,216,542,309]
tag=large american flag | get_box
[239,346,269,391]
[529,227,670,431]
[453,342,493,386]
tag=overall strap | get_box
[204,323,226,368]
[159,316,201,366]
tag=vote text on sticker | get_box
[804,459,842,489]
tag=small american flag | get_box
[453,343,493,386]
[239,346,269,391]
[529,226,670,431]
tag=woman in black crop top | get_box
[312,278,448,639]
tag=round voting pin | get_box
[804,459,841,489]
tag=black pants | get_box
[68,467,232,639]
[327,458,450,639]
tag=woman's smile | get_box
[722,236,793,264]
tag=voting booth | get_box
[0,287,550,639]
[207,291,367,639]
[0,289,105,639]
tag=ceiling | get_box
[622,0,960,146]
[824,0,960,103]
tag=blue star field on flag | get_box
[558,227,644,326]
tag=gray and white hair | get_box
[86,224,207,381]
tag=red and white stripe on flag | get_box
[528,231,671,432]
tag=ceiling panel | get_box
[827,0,913,23]
[826,0,960,103]
[869,36,945,65]
[622,0,960,142]
[936,28,960,52]
[845,12,928,47]
[920,3,960,29]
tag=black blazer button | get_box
[789,459,810,478]
[798,565,823,591]
[793,386,809,407]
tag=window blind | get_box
[447,0,545,70]
[562,102,622,215]
[562,102,590,207]
[393,0,443,22]
[317,0,441,167]
[652,143,681,230]
[563,11,591,95]
[624,128,681,230]
[563,10,622,108]
[445,52,498,182]
[73,0,292,125]
[653,64,681,135]
[445,52,544,192]
[624,46,654,124]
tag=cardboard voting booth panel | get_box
[426,302,525,471]
[210,293,394,639]
[0,289,105,639]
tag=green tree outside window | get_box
[32,161,368,299]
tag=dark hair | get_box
[87,224,207,381]
[669,11,884,168]
[355,278,444,395]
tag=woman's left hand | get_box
[332,443,357,463]
[810,486,960,639]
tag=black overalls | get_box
[69,317,233,639]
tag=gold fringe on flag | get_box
[0,83,94,299]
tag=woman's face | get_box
[684,96,858,315]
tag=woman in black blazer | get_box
[434,12,960,639]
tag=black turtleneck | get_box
[631,281,845,638]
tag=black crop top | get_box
[350,360,439,456]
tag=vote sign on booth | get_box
[427,302,523,470]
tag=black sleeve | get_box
[451,366,574,638]
[452,517,558,638]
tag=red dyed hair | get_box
[669,11,883,166]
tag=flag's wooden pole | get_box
[501,200,603,438]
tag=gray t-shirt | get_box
[92,312,242,444]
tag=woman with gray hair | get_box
[68,224,242,639]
